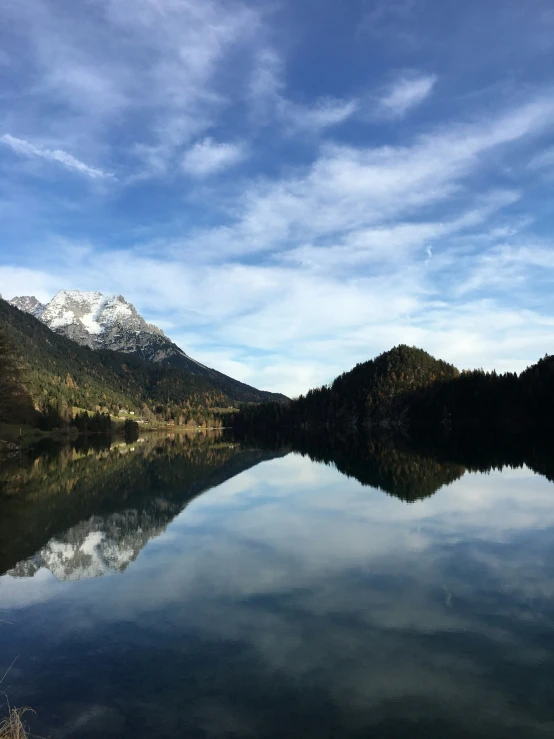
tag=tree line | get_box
[234,345,554,435]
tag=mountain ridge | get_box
[10,295,46,318]
[0,298,286,432]
[12,289,209,364]
[6,291,287,406]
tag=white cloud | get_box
[282,191,520,269]
[453,243,554,297]
[183,96,552,263]
[527,145,554,170]
[249,48,284,111]
[249,47,358,132]
[182,138,247,177]
[378,73,438,119]
[0,134,113,179]
[0,266,61,304]
[1,0,263,179]
[279,97,359,132]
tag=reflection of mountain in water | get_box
[238,425,554,500]
[5,427,554,581]
[1,433,285,579]
[9,511,167,581]
[4,430,469,583]
[300,436,465,501]
[240,431,466,501]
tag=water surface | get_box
[1,433,554,737]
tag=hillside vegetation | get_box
[235,344,554,434]
[0,298,277,431]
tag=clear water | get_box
[1,433,554,738]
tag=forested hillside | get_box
[235,344,554,434]
[0,298,274,430]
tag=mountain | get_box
[328,344,459,424]
[4,293,287,408]
[0,299,286,431]
[9,295,46,318]
[234,344,554,434]
[36,290,167,354]
[12,290,209,365]
[236,345,459,432]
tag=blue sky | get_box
[1,0,554,396]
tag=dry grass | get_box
[0,707,32,739]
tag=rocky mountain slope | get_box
[7,291,287,404]
[12,289,209,363]
[37,290,167,353]
[10,294,46,318]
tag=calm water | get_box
[1,432,554,738]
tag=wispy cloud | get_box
[249,47,358,132]
[377,73,438,119]
[279,97,359,132]
[357,0,418,43]
[0,134,113,179]
[2,0,263,179]
[282,191,520,270]
[527,145,554,171]
[182,138,247,177]
[184,96,554,263]
[453,243,554,297]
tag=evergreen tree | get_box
[0,327,35,424]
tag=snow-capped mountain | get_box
[9,294,46,318]
[10,289,195,364]
[8,289,287,402]
[40,290,165,346]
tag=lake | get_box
[1,431,554,738]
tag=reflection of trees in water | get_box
[282,434,465,502]
[4,425,554,579]
[0,432,285,577]
[235,429,467,501]
[402,427,554,484]
[237,426,554,501]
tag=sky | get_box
[1,0,554,397]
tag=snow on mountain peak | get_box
[7,288,201,366]
[35,289,164,344]
[8,288,181,362]
[9,295,46,318]
[42,290,107,334]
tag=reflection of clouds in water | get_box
[2,454,554,736]
[2,456,554,614]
